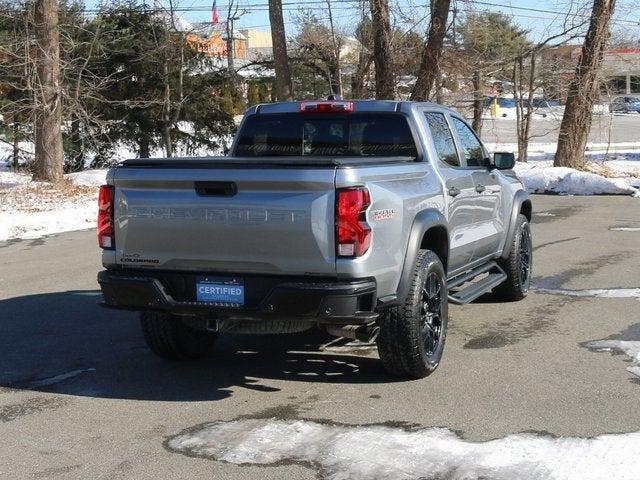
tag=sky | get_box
[81,0,640,44]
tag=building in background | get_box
[603,49,640,95]
[240,29,274,61]
[542,45,640,102]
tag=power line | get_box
[2,0,639,27]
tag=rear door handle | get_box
[475,184,486,193]
[448,186,460,197]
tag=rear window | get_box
[234,113,418,158]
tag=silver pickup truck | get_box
[97,99,532,379]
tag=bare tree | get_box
[293,12,344,95]
[411,0,451,101]
[511,21,588,163]
[351,16,373,98]
[33,0,63,182]
[369,0,393,99]
[268,0,293,100]
[555,0,617,168]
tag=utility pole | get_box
[326,0,342,96]
[225,0,241,80]
[33,0,63,182]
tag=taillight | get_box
[336,187,371,257]
[299,101,354,113]
[98,185,114,249]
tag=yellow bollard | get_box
[490,97,500,118]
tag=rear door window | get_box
[235,113,418,158]
[424,112,460,167]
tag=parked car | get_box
[484,96,517,108]
[97,99,532,379]
[609,96,640,113]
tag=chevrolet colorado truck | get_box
[97,99,532,379]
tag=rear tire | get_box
[494,213,532,301]
[140,312,217,360]
[377,250,448,379]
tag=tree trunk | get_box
[521,52,537,163]
[554,0,616,168]
[435,70,444,104]
[69,117,84,172]
[351,50,373,98]
[411,0,451,101]
[12,122,19,172]
[472,70,483,134]
[328,60,342,96]
[268,0,293,100]
[369,0,394,99]
[33,0,63,183]
[139,134,151,158]
[162,58,173,158]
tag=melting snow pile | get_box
[513,162,640,196]
[586,340,640,379]
[168,418,640,480]
[0,169,106,241]
[482,143,640,196]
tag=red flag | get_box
[212,0,219,24]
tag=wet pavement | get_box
[1,194,639,479]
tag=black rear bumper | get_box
[97,270,378,324]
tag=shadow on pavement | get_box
[0,290,396,402]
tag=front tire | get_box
[494,213,532,301]
[377,250,448,379]
[140,312,217,360]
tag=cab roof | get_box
[248,99,456,116]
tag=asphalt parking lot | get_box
[1,194,639,479]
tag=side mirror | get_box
[493,152,516,170]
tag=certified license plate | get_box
[196,278,244,305]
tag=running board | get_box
[447,262,507,305]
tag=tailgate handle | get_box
[195,181,237,197]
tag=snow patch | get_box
[27,368,96,388]
[65,169,107,187]
[0,170,107,241]
[585,340,640,379]
[168,418,640,480]
[535,288,640,299]
[513,162,639,196]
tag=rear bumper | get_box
[97,270,378,324]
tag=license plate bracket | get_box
[196,277,244,306]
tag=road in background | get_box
[1,195,639,479]
[481,113,640,145]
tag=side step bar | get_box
[447,261,507,305]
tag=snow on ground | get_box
[535,287,640,299]
[167,418,640,480]
[484,142,640,196]
[585,340,640,379]
[0,169,106,241]
[513,162,640,196]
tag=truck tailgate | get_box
[112,167,336,275]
